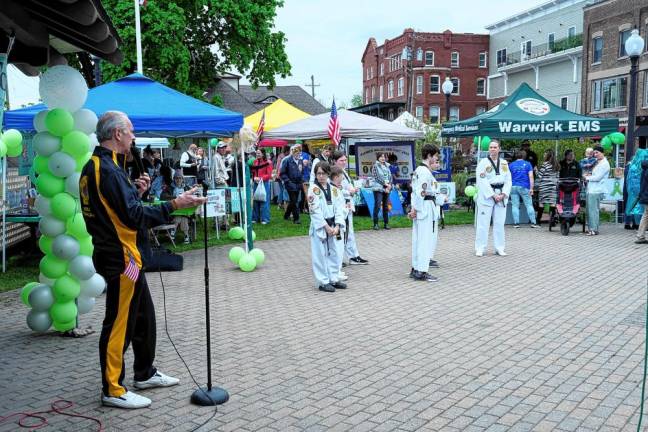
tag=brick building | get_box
[354,29,489,127]
[581,0,648,149]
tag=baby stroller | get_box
[550,178,585,236]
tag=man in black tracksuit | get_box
[80,111,205,409]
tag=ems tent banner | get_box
[441,82,619,139]
[354,141,415,184]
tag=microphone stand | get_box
[191,183,229,406]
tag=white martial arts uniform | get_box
[475,156,512,254]
[340,171,360,260]
[332,183,348,271]
[308,181,346,286]
[411,165,440,272]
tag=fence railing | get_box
[497,33,582,68]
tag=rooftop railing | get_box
[497,33,582,68]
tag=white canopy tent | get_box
[264,109,424,141]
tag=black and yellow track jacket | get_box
[80,146,175,277]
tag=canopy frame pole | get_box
[2,157,6,273]
[134,0,144,74]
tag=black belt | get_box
[491,183,504,189]
[423,196,436,202]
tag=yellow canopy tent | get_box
[244,98,311,133]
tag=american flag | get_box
[256,110,266,145]
[124,254,140,282]
[328,98,341,146]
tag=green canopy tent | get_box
[441,82,619,139]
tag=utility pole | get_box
[305,75,320,98]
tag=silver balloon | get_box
[26,310,52,332]
[65,172,81,198]
[77,295,96,314]
[39,273,56,287]
[48,152,76,178]
[33,110,50,133]
[68,255,95,280]
[33,132,61,157]
[73,109,98,134]
[52,234,80,260]
[28,284,55,312]
[39,215,66,237]
[39,65,88,112]
[89,133,99,149]
[34,195,52,216]
[80,273,106,298]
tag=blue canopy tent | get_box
[3,73,243,137]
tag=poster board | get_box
[601,178,623,202]
[205,188,226,217]
[434,147,453,182]
[354,141,415,184]
[437,182,456,204]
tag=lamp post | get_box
[442,77,454,147]
[402,45,413,113]
[624,28,645,163]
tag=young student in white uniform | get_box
[309,146,332,184]
[329,166,349,281]
[475,140,512,256]
[408,144,442,282]
[308,161,347,292]
[331,151,369,266]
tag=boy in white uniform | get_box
[475,140,512,256]
[308,161,347,292]
[330,166,349,281]
[408,144,441,282]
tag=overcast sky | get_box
[8,0,549,110]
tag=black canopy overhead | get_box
[0,0,123,75]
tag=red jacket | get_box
[251,158,273,182]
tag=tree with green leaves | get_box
[350,94,363,108]
[80,0,291,98]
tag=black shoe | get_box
[349,257,368,265]
[318,284,335,292]
[331,281,347,289]
[625,224,633,230]
[413,270,438,282]
[409,268,415,278]
[429,260,439,268]
[384,224,390,230]
[373,224,380,230]
[355,256,369,264]
[284,215,290,221]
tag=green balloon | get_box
[45,108,74,137]
[2,129,22,148]
[78,236,94,256]
[228,226,244,240]
[52,319,76,332]
[39,235,54,256]
[67,214,89,239]
[228,246,245,265]
[464,185,477,198]
[601,137,613,152]
[249,248,265,266]
[39,255,68,279]
[6,144,22,158]
[35,172,65,198]
[611,132,626,145]
[209,138,219,147]
[239,253,257,272]
[21,282,40,306]
[62,131,90,158]
[50,192,77,221]
[49,301,78,324]
[480,136,491,151]
[75,152,92,172]
[33,155,51,175]
[0,140,6,157]
[53,275,81,302]
[473,136,479,145]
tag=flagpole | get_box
[134,0,143,73]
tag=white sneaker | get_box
[338,271,348,281]
[133,371,180,390]
[101,391,151,409]
[495,250,508,256]
[475,251,484,257]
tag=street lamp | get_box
[402,45,414,114]
[624,28,645,163]
[442,77,454,148]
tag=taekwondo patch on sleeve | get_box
[480,173,486,178]
[312,186,320,195]
[308,195,315,203]
[486,166,492,173]
[422,183,427,190]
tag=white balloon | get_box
[28,284,55,312]
[39,273,56,286]
[34,195,52,216]
[73,109,98,134]
[65,172,81,198]
[48,152,76,178]
[33,110,50,133]
[39,65,88,112]
[89,133,99,147]
[80,273,105,298]
[77,295,96,314]
[33,132,61,157]
[39,215,66,237]
[27,310,52,332]
[68,255,95,280]
[52,234,80,261]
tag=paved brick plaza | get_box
[1,224,648,431]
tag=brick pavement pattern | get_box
[1,224,648,431]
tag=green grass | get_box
[0,205,471,292]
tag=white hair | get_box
[96,111,130,142]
